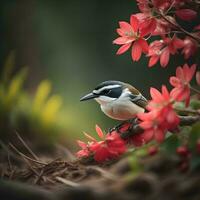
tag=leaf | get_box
[2,51,15,84]
[161,134,180,154]
[5,68,27,106]
[32,80,51,113]
[41,95,62,124]
[129,155,141,172]
[190,99,200,110]
[188,122,200,150]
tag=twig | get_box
[56,176,80,187]
[9,143,47,165]
[190,86,200,96]
[15,131,39,161]
[175,107,200,115]
[86,166,118,181]
[159,12,200,43]
[179,115,200,126]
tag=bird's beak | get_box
[80,92,99,101]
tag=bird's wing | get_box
[126,84,148,109]
[130,94,148,109]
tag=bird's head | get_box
[80,80,141,105]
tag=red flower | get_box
[76,140,90,158]
[181,37,198,59]
[148,146,159,156]
[176,146,189,157]
[148,36,184,67]
[136,0,175,36]
[175,9,197,21]
[113,15,149,61]
[137,86,180,143]
[76,125,126,162]
[170,64,197,106]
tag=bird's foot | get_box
[109,118,138,134]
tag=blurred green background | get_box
[0,0,191,148]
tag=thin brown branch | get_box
[159,12,200,43]
[175,107,200,115]
[15,131,39,160]
[190,86,200,96]
[56,176,80,187]
[179,115,200,126]
[9,143,47,165]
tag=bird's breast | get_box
[100,99,144,120]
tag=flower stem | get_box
[175,107,200,115]
[190,86,200,95]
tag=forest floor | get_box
[1,136,200,200]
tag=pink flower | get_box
[175,9,197,21]
[182,37,198,59]
[148,36,184,67]
[113,15,149,61]
[137,86,180,143]
[76,125,126,162]
[76,140,90,158]
[170,64,197,106]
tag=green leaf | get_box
[2,51,15,84]
[188,122,200,149]
[6,68,27,105]
[190,99,200,110]
[161,134,180,154]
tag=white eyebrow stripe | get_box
[93,85,121,94]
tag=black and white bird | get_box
[80,80,148,121]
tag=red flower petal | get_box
[130,15,139,32]
[148,55,159,67]
[131,41,142,61]
[160,47,169,67]
[184,64,196,82]
[116,43,132,55]
[140,18,157,36]
[142,129,154,142]
[94,147,109,162]
[95,124,104,139]
[150,87,163,102]
[154,129,165,143]
[176,66,184,80]
[119,21,133,32]
[113,37,133,45]
[138,38,149,53]
[77,140,87,148]
[169,76,180,87]
[116,28,124,36]
[161,85,170,99]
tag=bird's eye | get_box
[103,89,111,95]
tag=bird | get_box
[80,80,148,121]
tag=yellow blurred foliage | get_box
[32,80,51,113]
[41,95,62,125]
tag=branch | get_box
[159,12,200,43]
[120,115,200,139]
